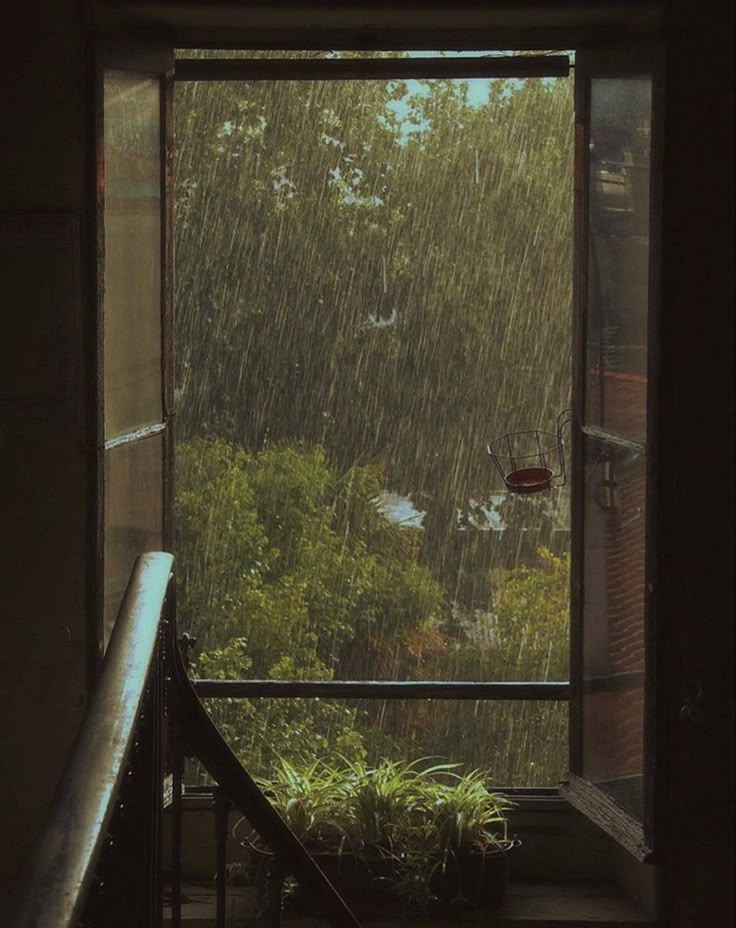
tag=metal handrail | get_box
[7,552,174,928]
[194,679,570,700]
[167,602,362,928]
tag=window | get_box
[96,39,662,861]
[172,50,574,787]
[98,56,173,654]
[564,48,660,858]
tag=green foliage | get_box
[177,437,570,783]
[177,437,444,668]
[177,437,445,774]
[425,769,515,853]
[492,546,569,680]
[446,546,570,684]
[243,755,515,910]
[174,70,574,786]
[175,73,573,503]
[341,758,452,850]
[248,756,512,853]
[253,758,354,849]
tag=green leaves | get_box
[175,72,573,503]
[177,438,448,775]
[174,71,574,786]
[177,437,444,676]
[426,768,515,853]
[254,758,353,848]
[251,755,514,866]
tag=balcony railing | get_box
[194,679,569,700]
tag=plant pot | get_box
[291,850,397,914]
[428,841,518,910]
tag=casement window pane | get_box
[104,434,163,647]
[581,435,646,818]
[585,78,651,443]
[103,72,162,438]
[197,697,567,787]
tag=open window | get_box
[96,45,174,656]
[564,46,661,859]
[95,38,662,865]
[171,50,574,793]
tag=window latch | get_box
[680,686,704,724]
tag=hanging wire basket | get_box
[487,410,571,494]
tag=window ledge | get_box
[494,881,654,926]
[164,881,654,927]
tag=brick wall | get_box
[583,372,647,805]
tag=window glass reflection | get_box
[104,72,162,438]
[581,435,646,818]
[586,78,651,443]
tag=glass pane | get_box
[194,697,567,787]
[585,78,651,442]
[104,434,164,647]
[581,435,646,818]
[175,75,573,698]
[104,72,162,438]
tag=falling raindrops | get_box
[174,51,573,785]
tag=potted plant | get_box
[335,757,460,909]
[423,768,517,909]
[282,757,448,912]
[240,757,517,916]
[235,757,355,909]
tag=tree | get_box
[176,437,448,774]
[173,64,574,784]
[174,71,573,528]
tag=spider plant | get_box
[242,757,517,914]
[341,757,459,851]
[392,768,516,907]
[427,768,515,854]
[249,757,352,850]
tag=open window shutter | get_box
[565,45,662,860]
[96,44,174,658]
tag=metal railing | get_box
[8,549,568,928]
[166,594,362,928]
[7,552,174,928]
[194,678,569,700]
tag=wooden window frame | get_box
[93,42,175,670]
[564,43,664,860]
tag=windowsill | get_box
[163,880,654,926]
[167,788,632,885]
[164,789,656,924]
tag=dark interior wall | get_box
[0,1,732,924]
[0,1,91,912]
[656,0,735,923]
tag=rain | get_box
[174,51,574,786]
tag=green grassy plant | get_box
[244,756,516,910]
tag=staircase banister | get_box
[7,551,174,928]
